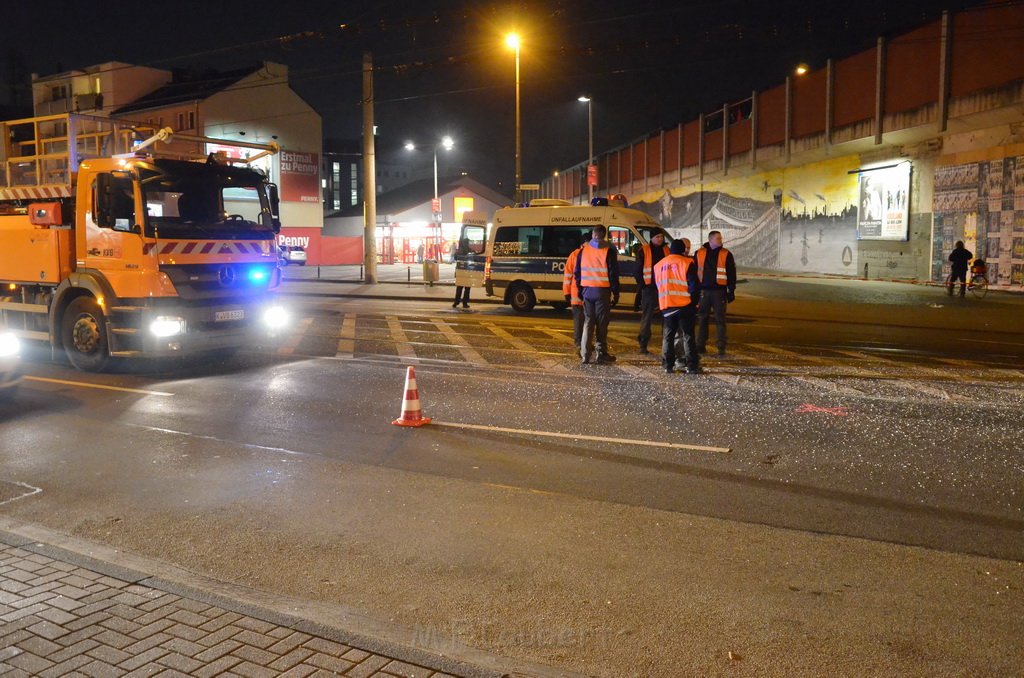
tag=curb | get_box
[0,518,587,678]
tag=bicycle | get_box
[968,260,989,299]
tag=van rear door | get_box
[455,211,487,288]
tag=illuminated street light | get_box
[406,136,455,256]
[505,32,522,204]
[578,95,594,203]
[795,62,809,76]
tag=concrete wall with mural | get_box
[932,143,1024,289]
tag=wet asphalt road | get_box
[1,278,1022,676]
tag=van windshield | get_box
[138,159,272,239]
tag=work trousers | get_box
[453,286,470,305]
[948,270,967,296]
[662,306,698,369]
[571,304,585,348]
[637,285,658,348]
[581,290,612,360]
[696,288,728,352]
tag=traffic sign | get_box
[518,183,540,191]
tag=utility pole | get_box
[362,52,378,283]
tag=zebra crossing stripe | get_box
[386,316,417,360]
[431,319,487,365]
[336,313,357,358]
[278,316,313,355]
[483,322,569,373]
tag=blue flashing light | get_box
[248,268,268,283]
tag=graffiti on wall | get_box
[629,156,861,275]
[932,153,1024,288]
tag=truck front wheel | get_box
[62,297,110,372]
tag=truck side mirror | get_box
[94,174,114,228]
[267,183,280,218]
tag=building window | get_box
[351,163,358,205]
[51,85,68,101]
[176,112,185,130]
[187,111,195,130]
[332,162,341,210]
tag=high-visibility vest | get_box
[580,245,610,287]
[562,247,583,305]
[696,247,730,286]
[653,254,693,310]
[640,243,671,285]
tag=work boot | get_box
[664,362,674,374]
[718,348,727,357]
[684,364,704,375]
[581,353,592,365]
[638,343,649,355]
[596,353,616,364]
[462,303,470,309]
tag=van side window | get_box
[545,227,592,257]
[493,226,544,256]
[608,226,633,256]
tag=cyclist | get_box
[947,240,972,298]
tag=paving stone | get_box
[95,576,129,589]
[78,658,122,678]
[0,602,48,621]
[4,567,38,582]
[151,669,191,678]
[129,618,176,640]
[154,650,203,674]
[345,655,392,678]
[232,628,277,649]
[51,585,91,599]
[105,603,147,621]
[65,610,113,631]
[0,646,22,661]
[267,647,315,671]
[47,595,86,612]
[59,574,98,589]
[198,611,242,632]
[277,667,317,678]
[37,606,78,625]
[122,585,161,598]
[193,654,243,678]
[164,623,206,642]
[85,643,132,666]
[5,651,54,674]
[342,648,372,662]
[194,638,243,663]
[91,629,135,649]
[302,636,350,656]
[230,660,280,678]
[139,594,181,612]
[232,616,276,634]
[267,631,312,655]
[110,592,150,607]
[197,623,243,647]
[121,632,173,655]
[305,652,356,673]
[13,634,62,658]
[0,579,30,593]
[37,655,92,678]
[117,646,171,672]
[267,626,292,639]
[55,627,103,648]
[9,590,55,609]
[381,659,436,678]
[0,590,20,604]
[47,639,101,663]
[160,637,206,658]
[26,619,70,640]
[122,665,164,678]
[169,598,211,614]
[230,643,276,666]
[67,569,101,581]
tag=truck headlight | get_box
[150,316,187,337]
[0,332,19,357]
[262,306,289,330]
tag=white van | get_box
[457,199,670,312]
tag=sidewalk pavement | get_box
[0,522,569,678]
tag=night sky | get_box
[5,0,970,195]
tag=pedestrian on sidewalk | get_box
[574,225,620,365]
[654,238,701,374]
[634,231,670,354]
[695,230,737,358]
[947,240,972,298]
[562,239,587,350]
[452,237,472,309]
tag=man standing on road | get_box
[654,238,701,374]
[562,240,586,350]
[695,230,737,357]
[947,240,973,298]
[634,232,670,354]
[575,225,620,365]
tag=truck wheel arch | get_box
[49,271,116,350]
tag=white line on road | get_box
[0,481,42,506]
[957,338,1024,347]
[386,315,417,360]
[336,313,357,358]
[24,376,174,397]
[482,322,569,373]
[431,319,487,365]
[431,420,731,454]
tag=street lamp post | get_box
[506,33,522,204]
[578,95,594,204]
[405,135,454,260]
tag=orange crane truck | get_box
[0,114,289,371]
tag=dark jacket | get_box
[949,247,973,272]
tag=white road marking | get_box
[957,338,1024,347]
[336,313,357,358]
[431,420,731,454]
[0,481,42,506]
[890,380,961,401]
[430,319,487,365]
[278,316,313,355]
[483,322,569,373]
[24,376,173,397]
[386,315,417,360]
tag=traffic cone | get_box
[392,365,431,427]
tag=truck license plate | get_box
[215,309,245,322]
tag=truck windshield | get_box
[138,159,272,239]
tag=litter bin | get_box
[422,259,439,286]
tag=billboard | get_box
[857,163,910,240]
[280,150,320,203]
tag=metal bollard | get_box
[863,263,869,279]
[407,266,411,283]
[359,264,363,281]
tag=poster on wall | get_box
[280,150,320,203]
[857,163,910,240]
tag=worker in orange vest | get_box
[562,238,588,350]
[633,231,670,354]
[695,230,737,357]
[653,238,701,374]
[574,225,620,365]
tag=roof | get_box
[329,175,510,218]
[112,65,262,115]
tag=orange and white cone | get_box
[392,365,431,427]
